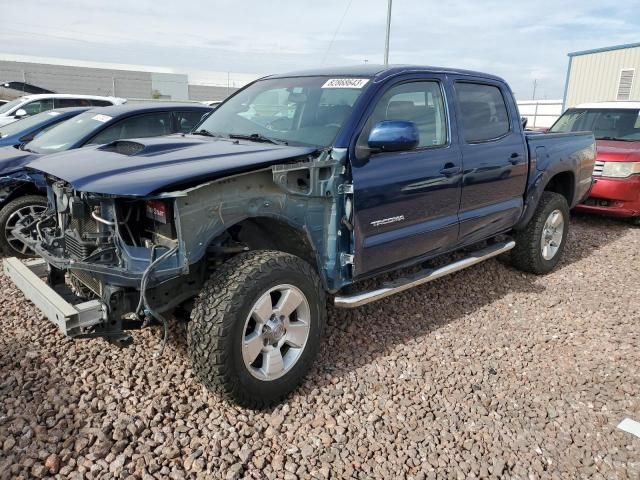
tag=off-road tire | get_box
[510,191,570,274]
[188,250,326,408]
[0,195,47,258]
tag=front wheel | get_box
[188,250,326,408]
[510,191,570,274]
[0,195,48,258]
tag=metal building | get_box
[563,42,640,109]
[0,53,260,102]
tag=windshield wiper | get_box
[191,129,223,138]
[229,133,287,145]
[19,144,35,153]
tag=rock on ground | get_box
[0,215,638,479]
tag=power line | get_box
[321,0,355,65]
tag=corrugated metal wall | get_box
[565,46,640,108]
[0,60,238,101]
[0,60,152,98]
[188,84,237,101]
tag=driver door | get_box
[350,76,462,278]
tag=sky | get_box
[2,0,640,100]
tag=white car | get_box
[0,94,126,127]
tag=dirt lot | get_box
[0,214,638,480]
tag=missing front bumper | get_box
[3,257,107,337]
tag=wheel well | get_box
[215,217,319,272]
[544,171,574,206]
[2,183,44,207]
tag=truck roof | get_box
[266,64,506,83]
[572,101,640,110]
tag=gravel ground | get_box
[1,214,639,480]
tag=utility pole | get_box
[532,79,537,100]
[384,0,393,65]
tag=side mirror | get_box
[521,116,528,129]
[368,120,419,153]
[14,108,27,119]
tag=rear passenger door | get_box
[451,79,527,245]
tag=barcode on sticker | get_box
[91,114,112,123]
[322,78,369,89]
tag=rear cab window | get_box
[454,82,510,143]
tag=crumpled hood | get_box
[596,140,640,162]
[0,145,40,175]
[26,135,319,196]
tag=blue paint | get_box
[23,65,595,289]
[0,103,212,208]
[367,120,419,151]
[0,107,88,148]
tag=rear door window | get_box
[87,112,173,145]
[454,82,510,143]
[55,98,91,108]
[22,99,54,115]
[175,111,207,133]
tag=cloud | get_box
[1,0,639,99]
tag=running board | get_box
[334,240,515,308]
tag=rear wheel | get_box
[188,250,326,408]
[0,195,47,258]
[510,191,569,274]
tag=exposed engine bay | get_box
[10,152,349,344]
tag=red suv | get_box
[550,102,640,224]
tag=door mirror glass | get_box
[521,116,528,129]
[368,120,419,152]
[14,108,27,118]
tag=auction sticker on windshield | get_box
[322,78,369,89]
[91,114,112,123]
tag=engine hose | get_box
[136,245,178,356]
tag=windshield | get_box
[25,111,110,154]
[550,108,640,141]
[0,98,23,115]
[196,76,369,147]
[0,110,62,138]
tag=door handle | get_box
[440,164,461,176]
[509,152,521,164]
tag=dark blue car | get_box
[0,102,212,256]
[0,107,90,148]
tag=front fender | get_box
[0,170,47,207]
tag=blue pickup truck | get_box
[4,65,595,407]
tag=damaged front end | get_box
[6,144,351,346]
[10,178,194,343]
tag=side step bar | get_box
[334,240,515,308]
